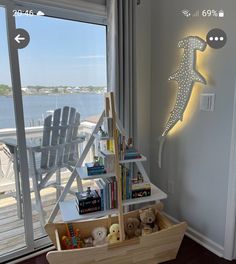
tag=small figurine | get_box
[137,172,144,183]
[106,223,120,244]
[91,227,107,246]
[127,137,133,148]
[94,156,100,166]
[132,171,144,184]
[98,126,108,137]
[86,187,92,197]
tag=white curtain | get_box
[107,0,136,137]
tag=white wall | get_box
[149,0,236,249]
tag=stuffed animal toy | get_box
[106,223,120,244]
[91,227,107,246]
[124,218,141,239]
[139,208,159,235]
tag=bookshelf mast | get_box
[104,92,125,241]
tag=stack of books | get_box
[75,187,101,215]
[95,177,117,211]
[85,162,106,176]
[124,147,141,160]
[131,182,151,199]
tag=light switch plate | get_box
[200,93,215,111]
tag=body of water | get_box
[0,93,104,129]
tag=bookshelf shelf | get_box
[123,184,167,206]
[76,156,147,181]
[59,184,167,222]
[93,133,113,141]
[76,166,115,180]
[59,200,118,222]
[119,154,147,164]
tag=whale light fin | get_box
[192,71,206,84]
[158,135,166,168]
[168,71,179,81]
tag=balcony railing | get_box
[0,120,96,194]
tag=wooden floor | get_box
[18,236,236,264]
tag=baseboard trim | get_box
[163,212,224,258]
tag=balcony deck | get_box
[0,173,85,256]
[0,120,96,258]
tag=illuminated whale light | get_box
[158,36,207,168]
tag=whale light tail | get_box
[158,135,166,168]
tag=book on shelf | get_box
[131,182,151,199]
[103,117,113,137]
[131,188,151,199]
[131,182,151,190]
[95,180,105,211]
[121,165,132,200]
[124,147,141,160]
[107,139,114,152]
[99,150,115,173]
[75,187,101,215]
[85,162,106,176]
[94,177,117,211]
[90,168,152,211]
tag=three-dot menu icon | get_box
[206,28,227,49]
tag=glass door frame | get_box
[0,1,34,261]
[0,0,107,262]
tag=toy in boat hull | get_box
[45,204,187,264]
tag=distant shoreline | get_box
[0,91,105,97]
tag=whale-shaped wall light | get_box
[158,36,207,168]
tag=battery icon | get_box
[218,10,224,17]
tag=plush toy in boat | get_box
[91,227,107,246]
[139,208,159,235]
[124,217,141,239]
[106,223,120,244]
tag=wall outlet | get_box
[168,180,174,194]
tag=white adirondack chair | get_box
[28,106,84,228]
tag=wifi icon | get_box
[181,9,191,17]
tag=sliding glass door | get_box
[0,1,107,262]
[16,12,107,240]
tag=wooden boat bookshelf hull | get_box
[45,204,187,264]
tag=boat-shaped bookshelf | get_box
[45,92,186,264]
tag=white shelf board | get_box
[59,184,167,222]
[93,133,113,141]
[123,184,167,206]
[59,200,118,222]
[119,154,147,164]
[76,166,115,180]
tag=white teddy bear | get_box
[91,227,107,246]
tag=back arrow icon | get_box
[15,34,26,44]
